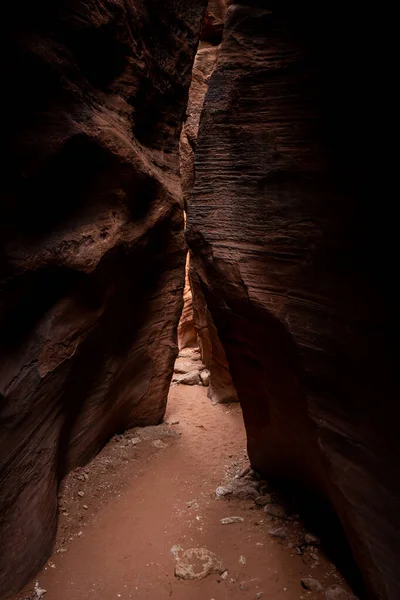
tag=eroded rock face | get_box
[201,0,228,43]
[0,1,207,597]
[180,45,221,211]
[187,3,398,600]
[177,254,197,350]
[190,268,238,403]
[180,0,237,402]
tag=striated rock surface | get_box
[187,3,398,600]
[0,0,207,597]
[180,45,220,211]
[180,0,237,403]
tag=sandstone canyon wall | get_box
[0,1,207,597]
[187,3,399,599]
[179,0,238,402]
[177,254,197,350]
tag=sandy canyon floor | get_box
[16,373,355,600]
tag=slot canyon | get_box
[0,2,398,600]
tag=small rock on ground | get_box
[215,485,233,498]
[238,555,247,565]
[130,437,142,445]
[174,547,224,580]
[200,369,210,386]
[265,504,287,519]
[301,577,324,592]
[268,527,287,539]
[238,466,251,478]
[173,371,201,385]
[33,582,47,599]
[178,348,200,359]
[220,516,244,524]
[174,359,203,374]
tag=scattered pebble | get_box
[238,466,251,478]
[238,555,247,566]
[265,504,287,519]
[220,516,244,524]
[269,527,287,539]
[33,581,47,599]
[77,491,85,498]
[215,485,233,498]
[200,370,210,386]
[173,371,201,386]
[174,547,224,580]
[130,437,142,445]
[301,577,324,592]
[239,578,260,591]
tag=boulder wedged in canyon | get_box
[187,3,399,600]
[0,1,207,597]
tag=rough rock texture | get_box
[187,3,398,600]
[201,0,228,44]
[177,254,197,350]
[180,45,220,211]
[191,268,238,403]
[0,1,207,597]
[179,1,237,403]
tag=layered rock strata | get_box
[187,3,399,599]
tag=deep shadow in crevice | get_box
[265,477,368,600]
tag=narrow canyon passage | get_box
[1,1,398,599]
[16,369,354,600]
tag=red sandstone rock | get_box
[191,268,238,403]
[201,0,228,43]
[0,1,207,597]
[187,4,399,600]
[180,2,237,403]
[177,254,197,350]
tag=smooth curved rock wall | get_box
[0,1,207,597]
[187,3,399,599]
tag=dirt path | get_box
[17,382,353,600]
